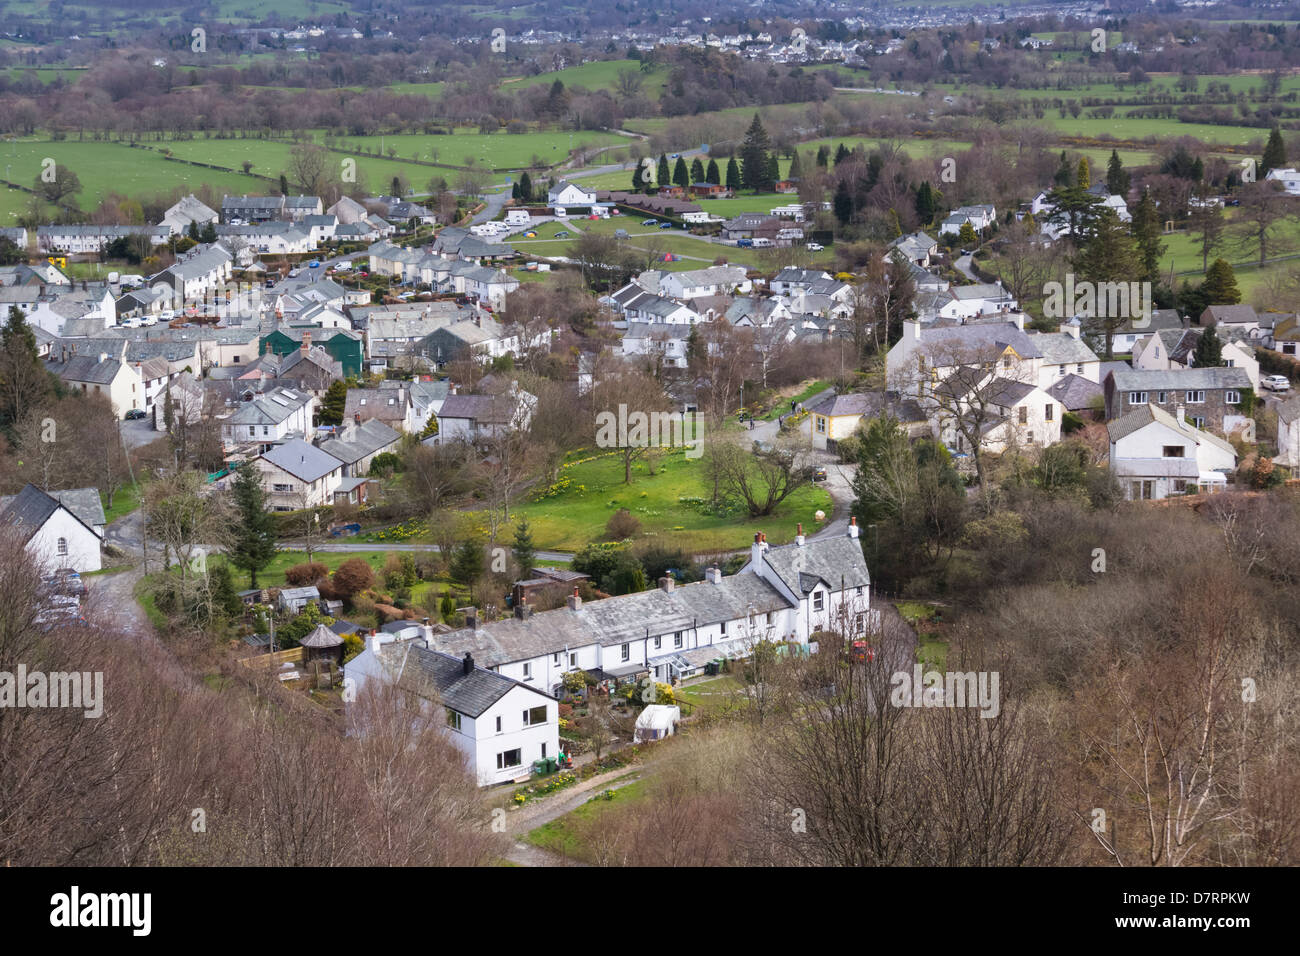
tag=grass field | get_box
[317,128,626,171]
[501,59,669,99]
[510,445,834,553]
[525,777,650,859]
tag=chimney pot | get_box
[849,516,860,539]
[465,606,478,630]
[462,652,474,675]
[658,576,675,592]
[567,587,582,611]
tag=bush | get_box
[605,508,642,541]
[369,452,403,477]
[285,562,329,586]
[331,558,376,598]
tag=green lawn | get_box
[502,59,669,99]
[101,481,141,524]
[675,674,748,715]
[757,380,833,420]
[525,778,650,859]
[511,445,834,552]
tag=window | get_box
[674,631,683,648]
[569,653,577,667]
[57,537,68,556]
[1192,416,1205,428]
[816,416,827,434]
[248,426,256,437]
[620,643,630,662]
[1163,445,1185,458]
[1018,406,1028,424]
[262,426,269,436]
[495,716,502,733]
[540,743,547,759]
[522,662,532,680]
[524,705,547,726]
[1284,343,1297,356]
[813,591,824,612]
[446,709,461,731]
[720,621,727,635]
[273,483,292,492]
[1077,364,1085,374]
[552,652,560,665]
[1058,364,1066,376]
[1185,390,1205,404]
[653,636,661,649]
[497,749,522,770]
[1045,404,1054,422]
[1226,390,1241,405]
[1157,391,1167,403]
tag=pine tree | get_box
[833,179,853,225]
[519,171,533,203]
[657,153,670,189]
[1076,157,1091,190]
[0,305,48,432]
[186,220,200,241]
[705,158,720,185]
[511,182,521,200]
[767,153,781,186]
[511,517,536,576]
[1130,189,1165,285]
[200,221,217,243]
[740,113,773,192]
[279,173,289,196]
[1193,325,1224,368]
[320,380,347,426]
[1201,258,1242,305]
[450,539,485,598]
[228,462,277,588]
[834,143,850,166]
[690,157,705,183]
[1074,209,1144,358]
[1054,150,1072,186]
[816,145,830,168]
[1106,149,1130,196]
[1263,125,1287,176]
[672,155,689,187]
[725,157,740,191]
[915,181,935,224]
[788,151,803,182]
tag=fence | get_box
[238,646,304,669]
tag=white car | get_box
[1263,374,1291,392]
[806,242,824,251]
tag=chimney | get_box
[465,606,478,630]
[1059,321,1080,340]
[98,352,108,364]
[658,576,675,592]
[301,330,310,353]
[567,587,582,611]
[796,522,805,546]
[849,516,860,539]
[462,652,474,675]
[751,532,765,571]
[514,603,534,620]
[705,566,722,584]
[367,631,382,656]
[1176,403,1186,423]
[354,412,361,425]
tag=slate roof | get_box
[758,534,871,595]
[1045,373,1103,411]
[395,644,549,717]
[46,353,125,385]
[1033,332,1100,366]
[1202,305,1259,326]
[0,484,102,544]
[1107,366,1251,392]
[226,387,312,426]
[437,393,516,424]
[1107,402,1237,457]
[51,488,106,533]
[918,322,1044,360]
[261,439,342,482]
[319,419,400,466]
[300,623,344,648]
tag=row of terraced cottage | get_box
[345,524,873,786]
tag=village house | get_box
[1108,402,1237,500]
[0,484,105,573]
[319,418,401,477]
[1103,367,1253,434]
[253,438,343,510]
[159,194,220,236]
[1131,328,1260,390]
[433,385,536,443]
[221,385,315,450]
[45,340,142,418]
[346,635,559,786]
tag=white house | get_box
[159,194,220,236]
[253,438,344,510]
[547,180,598,209]
[1265,167,1300,196]
[0,483,104,573]
[346,632,559,786]
[939,204,997,237]
[221,386,315,448]
[1274,394,1300,469]
[1108,402,1237,500]
[1132,328,1260,390]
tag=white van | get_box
[751,237,774,248]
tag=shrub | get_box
[331,558,376,598]
[559,703,574,719]
[605,508,642,541]
[285,562,329,586]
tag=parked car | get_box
[124,408,148,421]
[288,268,301,278]
[308,260,321,268]
[736,238,754,247]
[45,570,86,598]
[659,221,673,229]
[812,466,828,482]
[642,218,658,226]
[555,231,569,238]
[806,242,824,251]
[139,314,157,326]
[1263,374,1292,392]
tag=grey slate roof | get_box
[319,418,400,466]
[758,534,871,595]
[395,644,549,717]
[261,439,342,482]
[1045,373,1103,411]
[52,488,106,534]
[0,483,103,544]
[1033,332,1100,366]
[1106,402,1237,457]
[300,623,344,648]
[1107,366,1251,391]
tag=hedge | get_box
[1256,348,1300,383]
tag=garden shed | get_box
[634,704,680,743]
